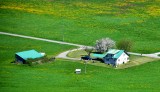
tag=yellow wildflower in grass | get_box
[136,20,144,23]
[73,2,90,8]
[0,5,44,14]
[115,2,128,7]
[0,2,115,19]
[155,0,160,2]
[72,1,113,16]
[121,22,130,26]
[126,0,146,3]
[147,5,160,16]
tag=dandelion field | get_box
[0,0,160,53]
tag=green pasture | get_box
[0,36,160,92]
[1,59,160,92]
[0,35,75,63]
[0,0,160,53]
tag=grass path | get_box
[0,31,160,59]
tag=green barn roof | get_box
[90,49,125,59]
[90,53,106,59]
[107,49,120,54]
[113,50,124,58]
[16,50,43,60]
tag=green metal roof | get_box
[90,53,106,59]
[113,50,124,58]
[107,49,120,54]
[16,50,43,60]
[90,49,125,59]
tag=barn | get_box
[90,49,129,66]
[15,50,44,64]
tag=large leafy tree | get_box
[95,38,115,53]
[117,39,133,52]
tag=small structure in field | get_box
[90,49,129,66]
[15,50,45,64]
[75,69,81,74]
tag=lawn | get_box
[0,35,160,92]
[0,0,160,53]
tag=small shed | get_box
[15,50,43,64]
[75,69,81,74]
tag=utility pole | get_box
[62,23,64,42]
[84,60,87,74]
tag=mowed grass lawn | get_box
[0,0,160,53]
[0,35,160,92]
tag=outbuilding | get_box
[75,69,81,74]
[15,50,44,64]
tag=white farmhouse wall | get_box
[116,52,129,65]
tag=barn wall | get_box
[116,52,129,65]
[103,56,116,65]
[15,54,26,64]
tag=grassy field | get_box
[0,35,160,91]
[0,35,75,63]
[0,0,160,53]
[0,36,160,92]
[0,0,160,91]
[1,59,160,92]
[67,50,159,69]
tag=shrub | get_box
[27,58,34,66]
[25,55,52,66]
[117,39,133,52]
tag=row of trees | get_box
[84,38,133,55]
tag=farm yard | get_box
[0,0,160,92]
[67,49,159,69]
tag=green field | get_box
[0,35,75,63]
[0,0,160,53]
[1,0,160,91]
[0,35,160,92]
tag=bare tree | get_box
[95,38,115,53]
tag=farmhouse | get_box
[90,49,129,66]
[15,50,44,64]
